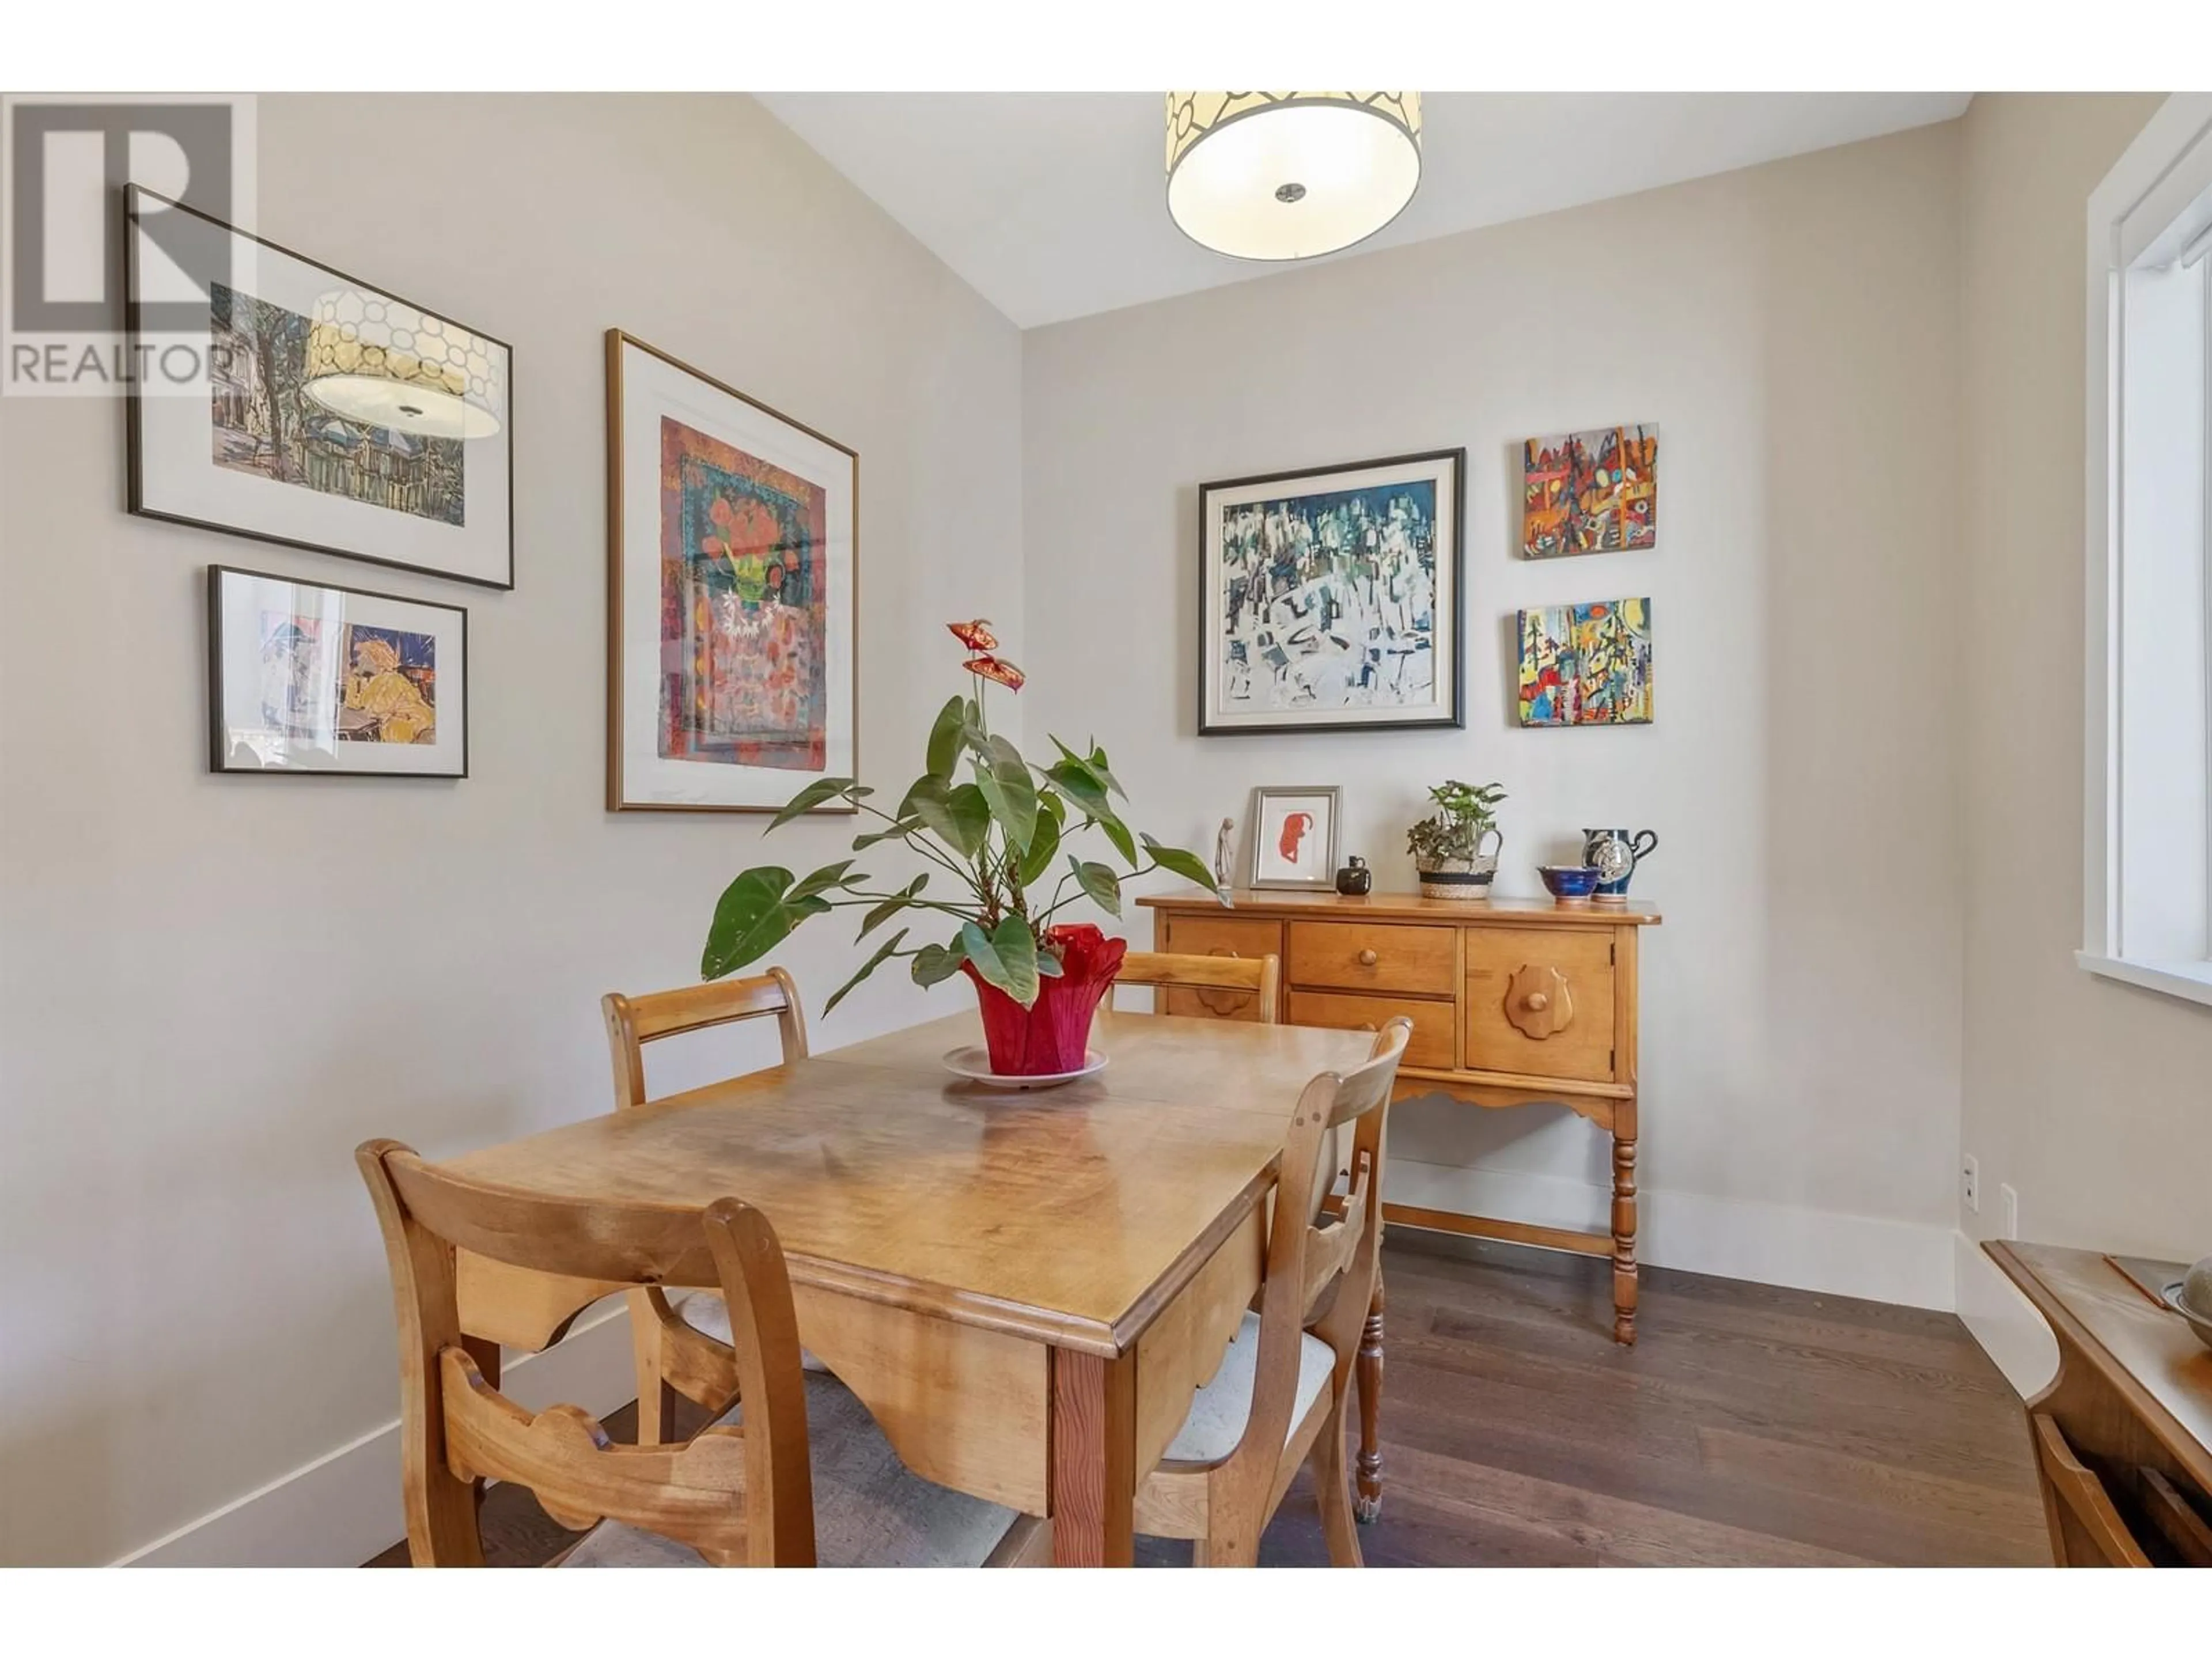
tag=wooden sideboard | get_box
[1139,888,1662,1335]
[1985,1243,2212,1566]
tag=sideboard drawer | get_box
[1463,927,1617,1082]
[1286,990,1456,1071]
[1156,913,1284,1021]
[1287,921,1456,997]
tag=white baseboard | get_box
[1383,1157,1959,1312]
[1952,1229,2059,1398]
[113,1305,638,1567]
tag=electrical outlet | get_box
[1961,1154,1980,1213]
[2001,1183,2019,1240]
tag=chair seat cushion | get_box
[1162,1310,1336,1464]
[561,1373,1018,1568]
[672,1291,831,1373]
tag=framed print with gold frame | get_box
[605,329,858,813]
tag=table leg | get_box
[1354,1278,1385,1522]
[1048,1347,1136,1566]
[1611,1099,1639,1346]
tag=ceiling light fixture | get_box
[301,291,504,440]
[1165,92,1422,262]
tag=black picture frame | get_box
[1197,447,1466,736]
[126,185,516,590]
[207,563,470,778]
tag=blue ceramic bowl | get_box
[1537,864,1603,902]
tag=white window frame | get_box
[2081,93,2212,1008]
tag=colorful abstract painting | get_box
[210,283,466,527]
[1517,599,1653,726]
[656,416,828,772]
[1199,450,1463,734]
[336,624,438,744]
[1521,425,1657,558]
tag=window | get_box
[2082,94,2212,1006]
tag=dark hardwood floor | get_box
[365,1234,2049,1567]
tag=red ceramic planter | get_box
[962,923,1126,1075]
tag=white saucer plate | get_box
[942,1046,1107,1090]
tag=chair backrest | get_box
[357,1139,816,1566]
[603,967,809,1112]
[1215,1018,1410,1486]
[1113,950,1281,1023]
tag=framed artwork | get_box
[126,187,514,589]
[1517,599,1654,726]
[1521,425,1657,558]
[207,565,468,777]
[606,330,858,813]
[1249,785,1342,890]
[1199,449,1463,735]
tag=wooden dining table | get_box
[438,1006,1379,1566]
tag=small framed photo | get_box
[207,565,468,777]
[1249,785,1342,890]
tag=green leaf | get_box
[1094,809,1138,867]
[823,927,909,1017]
[858,874,928,939]
[970,915,1041,1006]
[852,816,921,851]
[1042,757,1109,817]
[902,777,990,858]
[1016,808,1062,888]
[910,934,969,987]
[1069,857,1122,918]
[1036,950,1064,978]
[701,866,799,980]
[974,734,1038,853]
[786,859,860,904]
[1086,743,1127,800]
[925,696,967,782]
[1142,834,1224,900]
[767,777,857,830]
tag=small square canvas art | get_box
[1521,425,1657,557]
[1517,599,1653,726]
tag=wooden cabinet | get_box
[1143,890,1659,1345]
[1150,912,1283,1022]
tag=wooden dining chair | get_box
[1134,1017,1411,1566]
[1113,950,1281,1022]
[358,1138,1038,1567]
[602,968,811,1447]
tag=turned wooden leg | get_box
[1611,1101,1639,1346]
[1354,1278,1385,1522]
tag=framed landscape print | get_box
[207,565,468,777]
[606,331,858,813]
[1199,449,1463,735]
[127,188,513,588]
[1249,785,1342,890]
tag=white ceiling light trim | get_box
[1165,92,1422,261]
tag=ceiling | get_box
[758,92,1973,329]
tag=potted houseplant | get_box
[1406,779,1506,900]
[698,621,1222,1077]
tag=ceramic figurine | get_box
[1213,817,1236,893]
[1335,855,1373,896]
[1582,827,1657,903]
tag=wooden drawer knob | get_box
[1503,965,1573,1039]
[1357,948,1379,966]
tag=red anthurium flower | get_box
[964,654,1025,691]
[947,619,999,652]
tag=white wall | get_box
[1953,93,2211,1380]
[1024,125,1969,1306]
[0,92,1022,1566]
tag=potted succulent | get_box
[699,621,1222,1077]
[1406,779,1506,900]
